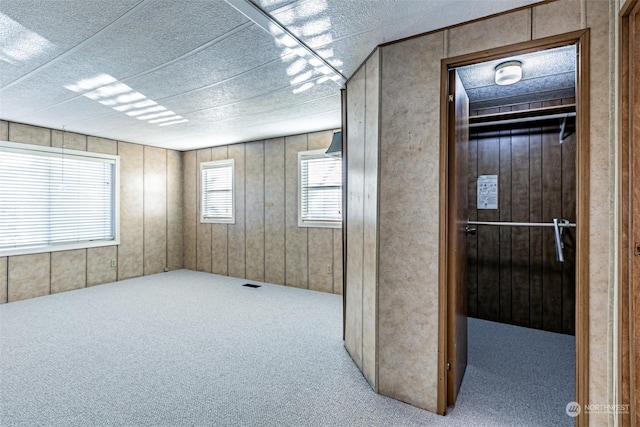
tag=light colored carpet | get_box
[0,270,574,426]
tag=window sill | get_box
[0,239,119,257]
[298,221,342,229]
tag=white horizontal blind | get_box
[201,159,234,223]
[299,151,342,226]
[0,143,117,255]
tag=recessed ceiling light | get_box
[495,60,522,85]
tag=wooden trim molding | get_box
[437,58,451,415]
[341,88,348,341]
[574,29,590,427]
[619,1,639,425]
[438,30,590,424]
[468,103,576,124]
[618,4,631,424]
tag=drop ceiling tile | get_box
[183,78,338,120]
[312,31,378,76]
[1,1,256,123]
[159,94,341,149]
[0,0,140,85]
[157,59,326,113]
[1,0,548,150]
[125,25,285,100]
[66,83,340,149]
[0,65,132,120]
[56,0,249,80]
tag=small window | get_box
[0,141,119,257]
[201,159,234,224]
[298,149,342,228]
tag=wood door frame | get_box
[618,0,639,425]
[437,30,591,425]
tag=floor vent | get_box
[243,284,261,288]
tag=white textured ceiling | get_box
[1,0,542,151]
[457,45,577,110]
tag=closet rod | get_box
[467,220,576,228]
[468,112,576,128]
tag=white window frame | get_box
[200,159,235,224]
[0,140,120,257]
[298,149,342,228]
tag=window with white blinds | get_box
[0,141,119,256]
[298,150,342,228]
[200,159,234,224]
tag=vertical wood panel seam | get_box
[4,257,7,302]
[229,145,231,276]
[362,61,367,367]
[509,126,515,323]
[244,145,247,279]
[498,128,502,321]
[85,249,88,288]
[263,142,266,282]
[115,142,119,282]
[166,150,169,271]
[48,253,51,295]
[192,151,195,271]
[530,8,533,41]
[48,129,51,296]
[212,149,216,274]
[194,151,198,272]
[528,129,532,325]
[306,218,309,286]
[528,129,532,324]
[541,125,544,327]
[282,141,286,286]
[280,142,284,284]
[245,145,249,280]
[191,151,194,270]
[304,136,309,289]
[142,147,146,276]
[331,229,335,293]
[443,29,449,58]
[167,149,171,270]
[6,258,10,302]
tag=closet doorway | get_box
[438,30,590,426]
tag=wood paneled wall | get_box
[344,51,380,389]
[467,99,576,335]
[344,0,615,418]
[182,130,343,294]
[0,121,184,303]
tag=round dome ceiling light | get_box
[494,60,522,85]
